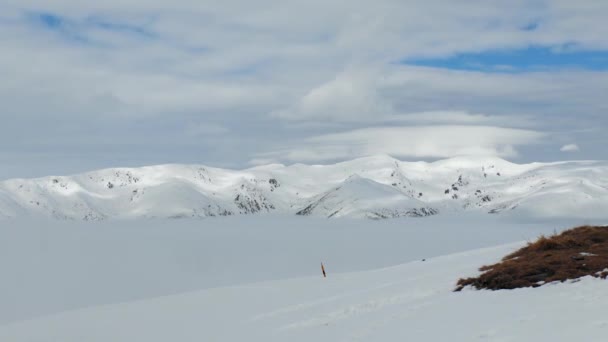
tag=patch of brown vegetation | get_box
[456,225,608,291]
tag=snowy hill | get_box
[2,238,606,342]
[3,217,605,341]
[1,155,607,220]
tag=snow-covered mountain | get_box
[1,155,607,220]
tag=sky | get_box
[1,0,607,179]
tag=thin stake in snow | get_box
[321,262,327,278]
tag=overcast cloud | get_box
[1,0,607,179]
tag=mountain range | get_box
[1,155,607,220]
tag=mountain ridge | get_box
[1,156,607,220]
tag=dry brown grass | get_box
[455,225,608,291]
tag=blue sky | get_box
[26,10,157,46]
[33,12,63,28]
[406,46,608,72]
[0,0,607,179]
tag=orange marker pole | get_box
[321,262,327,278]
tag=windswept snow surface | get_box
[1,155,607,220]
[1,216,607,341]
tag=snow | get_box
[1,215,607,341]
[1,155,607,220]
[1,221,607,341]
[295,175,435,218]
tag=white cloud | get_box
[272,64,608,125]
[248,158,280,166]
[560,144,580,152]
[389,111,538,127]
[260,125,544,162]
[392,111,495,124]
[272,68,394,122]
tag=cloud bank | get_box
[257,126,544,162]
[0,1,607,178]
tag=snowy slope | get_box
[2,241,607,342]
[2,216,569,324]
[1,155,607,220]
[295,175,437,219]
